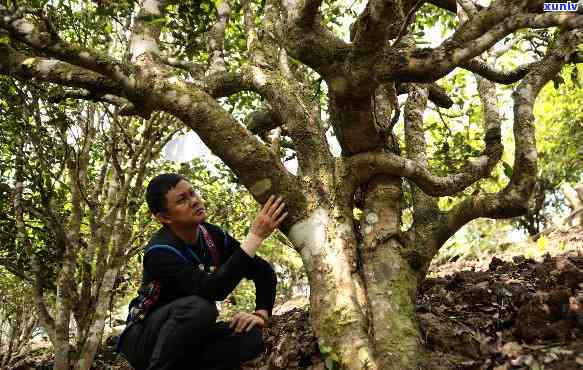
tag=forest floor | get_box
[7,225,583,370]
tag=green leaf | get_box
[537,235,548,252]
[503,161,513,178]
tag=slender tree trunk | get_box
[75,217,130,370]
[54,261,74,370]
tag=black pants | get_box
[119,295,265,370]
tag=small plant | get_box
[318,339,340,370]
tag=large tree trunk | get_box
[359,175,424,369]
[290,206,377,369]
[289,196,425,369]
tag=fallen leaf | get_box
[542,351,559,364]
[501,342,523,358]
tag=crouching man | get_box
[118,173,287,370]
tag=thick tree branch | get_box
[344,150,496,197]
[0,5,134,87]
[457,0,479,16]
[129,0,167,63]
[245,109,284,136]
[379,9,583,82]
[346,64,504,196]
[426,0,457,13]
[0,45,125,96]
[159,56,205,76]
[403,85,440,223]
[242,0,273,68]
[279,0,349,78]
[132,67,307,227]
[202,71,251,98]
[284,0,323,26]
[433,30,583,245]
[460,58,536,84]
[351,0,406,52]
[239,65,332,175]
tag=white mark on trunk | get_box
[21,58,36,68]
[525,148,537,163]
[289,207,329,260]
[253,71,267,87]
[335,222,353,235]
[12,19,33,34]
[403,160,416,176]
[249,179,272,196]
[79,51,90,60]
[36,60,59,76]
[365,212,378,225]
[142,0,161,15]
[130,37,159,62]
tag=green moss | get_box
[249,178,272,196]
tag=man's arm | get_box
[221,230,277,316]
[227,254,277,333]
[145,245,254,301]
[148,195,286,302]
[246,256,277,317]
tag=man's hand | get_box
[250,195,287,239]
[229,311,266,333]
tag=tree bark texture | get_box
[2,0,583,368]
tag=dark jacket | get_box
[132,222,277,317]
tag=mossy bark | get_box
[289,201,426,370]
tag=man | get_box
[118,173,287,370]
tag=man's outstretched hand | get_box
[241,195,287,258]
[229,311,267,333]
[250,195,287,239]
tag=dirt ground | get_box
[8,228,583,370]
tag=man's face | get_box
[157,180,207,227]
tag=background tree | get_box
[0,268,39,368]
[0,78,182,370]
[525,65,583,232]
[1,0,583,368]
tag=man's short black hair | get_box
[146,173,187,215]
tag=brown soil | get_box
[9,247,583,369]
[419,250,583,369]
